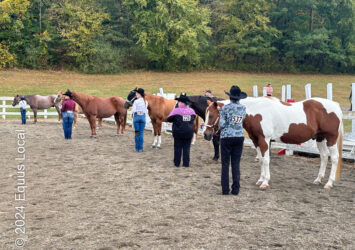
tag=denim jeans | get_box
[20,109,26,124]
[133,114,146,151]
[62,112,74,139]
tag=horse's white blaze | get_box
[204,110,210,133]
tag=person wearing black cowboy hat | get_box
[218,85,247,195]
[167,93,196,167]
[132,88,148,152]
[61,90,76,139]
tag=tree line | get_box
[0,0,354,73]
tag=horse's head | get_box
[12,95,21,106]
[203,100,224,141]
[55,91,64,104]
[124,88,138,109]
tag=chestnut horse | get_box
[69,90,127,137]
[124,88,199,148]
[55,91,102,128]
[204,97,343,189]
[12,94,61,123]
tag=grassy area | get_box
[1,69,353,131]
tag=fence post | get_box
[2,100,6,119]
[286,84,292,100]
[253,85,258,97]
[305,83,312,99]
[352,83,355,134]
[44,109,47,119]
[281,85,286,102]
[327,83,333,100]
[263,87,267,97]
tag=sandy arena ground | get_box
[0,118,354,249]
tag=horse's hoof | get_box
[324,184,332,189]
[256,181,263,186]
[313,180,321,185]
[152,145,156,148]
[260,184,269,189]
[90,136,97,139]
[254,158,259,162]
[157,146,161,149]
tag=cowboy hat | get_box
[224,85,247,100]
[175,93,191,105]
[136,88,145,96]
[63,90,73,99]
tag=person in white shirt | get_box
[132,88,148,152]
[19,96,27,124]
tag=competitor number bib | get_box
[183,115,191,122]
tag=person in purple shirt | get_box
[61,91,76,139]
[167,93,196,167]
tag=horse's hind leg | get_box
[33,109,38,123]
[314,140,329,185]
[88,116,97,137]
[324,144,339,189]
[114,113,120,135]
[255,147,265,186]
[120,113,126,134]
[257,137,271,189]
[156,120,162,149]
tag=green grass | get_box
[1,69,354,131]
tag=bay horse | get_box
[188,95,224,161]
[55,91,102,128]
[69,90,127,137]
[12,94,61,123]
[124,88,199,148]
[204,97,343,189]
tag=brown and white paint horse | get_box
[12,94,62,123]
[204,97,343,189]
[69,90,127,137]
[124,88,199,148]
[55,91,102,128]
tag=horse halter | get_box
[205,106,220,135]
[125,91,138,106]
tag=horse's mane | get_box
[71,91,94,106]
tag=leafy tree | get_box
[124,0,211,71]
[46,0,109,72]
[214,0,280,71]
[0,0,30,68]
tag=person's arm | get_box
[219,108,226,130]
[61,101,67,112]
[131,101,137,113]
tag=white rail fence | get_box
[2,85,355,159]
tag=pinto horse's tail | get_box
[335,119,343,181]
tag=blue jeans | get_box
[62,112,74,139]
[133,114,146,151]
[20,109,26,124]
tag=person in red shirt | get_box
[61,91,76,139]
